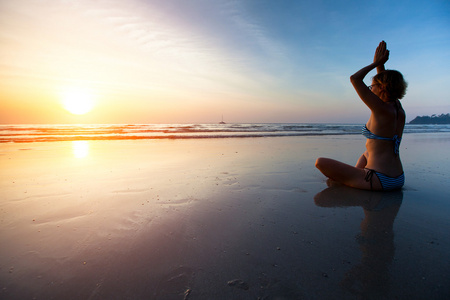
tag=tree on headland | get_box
[409,113,450,124]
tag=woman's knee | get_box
[315,157,323,169]
[315,157,329,170]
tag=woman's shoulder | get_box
[375,100,404,118]
[370,103,404,133]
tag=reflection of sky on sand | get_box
[72,140,89,159]
[315,184,403,298]
[1,136,449,299]
[0,137,336,299]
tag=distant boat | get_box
[219,115,226,124]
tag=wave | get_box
[1,123,449,143]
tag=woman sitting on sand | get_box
[315,41,407,191]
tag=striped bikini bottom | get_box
[365,169,405,191]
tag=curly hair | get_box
[373,70,408,100]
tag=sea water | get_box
[1,123,449,143]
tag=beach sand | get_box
[1,134,449,299]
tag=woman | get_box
[315,41,407,191]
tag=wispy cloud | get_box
[220,1,287,60]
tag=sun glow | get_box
[61,87,95,115]
[72,140,90,159]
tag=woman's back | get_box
[364,100,405,176]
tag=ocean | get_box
[1,123,449,143]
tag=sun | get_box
[61,87,95,115]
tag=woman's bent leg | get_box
[315,157,381,190]
[355,151,368,169]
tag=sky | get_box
[1,0,449,124]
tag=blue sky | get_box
[0,0,449,123]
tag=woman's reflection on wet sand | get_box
[314,181,403,298]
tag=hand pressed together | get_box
[374,41,389,66]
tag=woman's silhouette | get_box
[316,41,407,191]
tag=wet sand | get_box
[1,134,449,299]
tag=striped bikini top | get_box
[362,125,401,155]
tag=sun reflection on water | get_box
[72,140,89,159]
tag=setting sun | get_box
[61,87,95,115]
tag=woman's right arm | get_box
[350,42,389,112]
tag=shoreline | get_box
[1,123,449,144]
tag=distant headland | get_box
[409,113,450,124]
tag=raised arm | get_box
[350,41,389,111]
